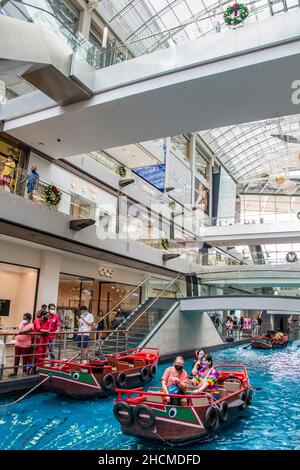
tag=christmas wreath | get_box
[297,211,300,220]
[44,184,62,207]
[224,3,249,25]
[286,251,298,263]
[118,165,127,178]
[161,238,170,251]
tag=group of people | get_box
[0,157,39,199]
[161,349,219,402]
[10,304,95,376]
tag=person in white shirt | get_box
[77,306,94,361]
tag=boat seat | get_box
[223,380,241,393]
[219,386,228,398]
[117,361,132,371]
[145,394,164,404]
[191,397,210,406]
[133,359,146,367]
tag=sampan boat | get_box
[37,347,159,399]
[250,334,288,350]
[113,364,252,446]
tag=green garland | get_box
[224,3,249,25]
[161,238,170,251]
[44,184,62,207]
[286,251,297,263]
[297,211,300,220]
[118,165,127,178]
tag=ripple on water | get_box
[0,344,299,450]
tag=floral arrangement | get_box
[44,184,62,207]
[286,251,297,263]
[224,3,249,25]
[161,238,170,251]
[118,165,127,178]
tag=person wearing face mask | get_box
[77,305,94,362]
[9,313,34,376]
[161,356,188,400]
[47,303,61,360]
[191,353,219,399]
[191,349,205,377]
[34,309,51,366]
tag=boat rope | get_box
[152,427,176,447]
[208,394,222,411]
[0,375,51,408]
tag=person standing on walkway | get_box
[26,166,39,200]
[9,313,34,376]
[48,303,60,360]
[77,306,94,362]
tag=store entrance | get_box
[57,274,141,330]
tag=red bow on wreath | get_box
[233,3,238,16]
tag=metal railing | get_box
[0,328,129,381]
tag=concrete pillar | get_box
[36,251,61,309]
[78,8,92,39]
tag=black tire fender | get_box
[149,364,157,378]
[116,372,127,388]
[239,391,247,409]
[140,366,150,382]
[218,401,229,423]
[204,406,218,431]
[134,404,156,429]
[113,401,133,425]
[101,373,114,392]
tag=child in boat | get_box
[191,353,219,399]
[191,349,205,377]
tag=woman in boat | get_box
[191,349,205,376]
[161,356,188,396]
[191,353,219,399]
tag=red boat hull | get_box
[37,347,159,399]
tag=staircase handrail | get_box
[125,274,181,333]
[93,275,152,329]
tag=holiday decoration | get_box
[44,184,62,207]
[286,251,298,263]
[118,165,127,178]
[224,3,249,25]
[168,201,176,209]
[161,238,170,251]
[297,212,300,220]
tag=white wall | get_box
[147,306,223,356]
[29,152,118,218]
[217,168,237,220]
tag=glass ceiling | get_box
[96,0,300,54]
[200,114,300,182]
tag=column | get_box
[36,251,61,309]
[78,8,92,39]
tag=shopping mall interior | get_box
[0,0,299,452]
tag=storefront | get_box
[0,134,29,195]
[0,261,39,328]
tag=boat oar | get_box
[243,342,254,349]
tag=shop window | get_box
[0,262,38,328]
[100,283,141,328]
[70,194,96,220]
[195,146,210,181]
[171,135,191,162]
[0,138,21,194]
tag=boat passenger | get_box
[191,353,219,399]
[161,356,188,400]
[191,349,205,376]
[275,330,284,339]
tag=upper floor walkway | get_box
[1,9,300,157]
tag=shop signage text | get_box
[99,267,114,278]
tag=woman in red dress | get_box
[33,310,51,366]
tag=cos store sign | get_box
[99,267,114,278]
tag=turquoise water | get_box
[0,343,299,450]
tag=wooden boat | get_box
[113,363,252,446]
[250,334,288,350]
[37,347,159,399]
